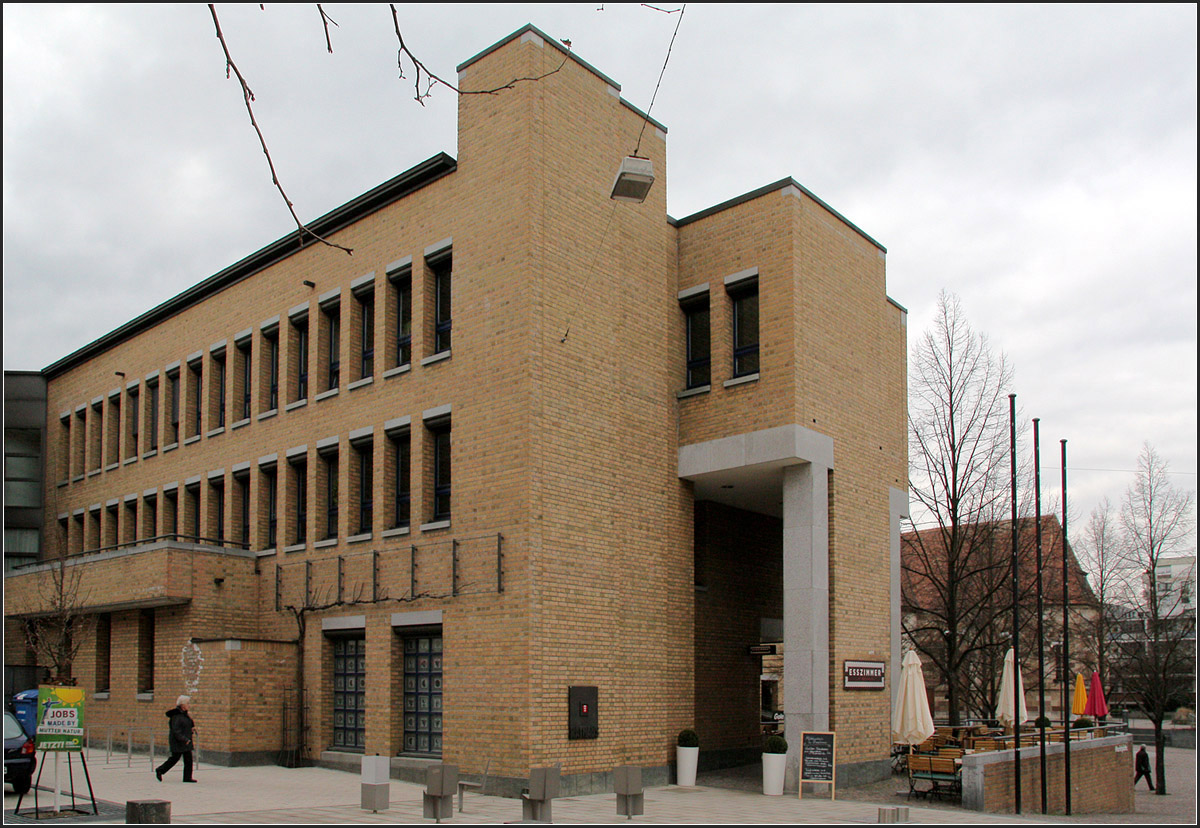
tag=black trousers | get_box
[156,750,194,780]
[1134,768,1154,790]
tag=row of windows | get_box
[680,270,759,391]
[56,416,451,557]
[56,246,453,485]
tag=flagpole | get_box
[1009,394,1021,814]
[1034,418,1047,814]
[1061,438,1071,816]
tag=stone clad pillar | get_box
[782,461,829,790]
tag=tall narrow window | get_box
[323,302,341,391]
[235,472,251,548]
[265,331,279,411]
[356,287,374,381]
[294,317,310,402]
[59,414,71,482]
[355,439,373,535]
[426,417,451,522]
[729,277,760,378]
[146,379,159,452]
[291,458,308,545]
[391,430,411,530]
[126,387,139,460]
[74,408,87,476]
[390,267,412,368]
[186,484,201,541]
[321,449,339,539]
[167,370,180,445]
[681,293,711,389]
[261,465,278,550]
[401,632,443,756]
[427,250,452,355]
[238,339,253,421]
[137,609,155,694]
[188,359,203,437]
[213,351,226,429]
[164,488,179,539]
[89,402,103,471]
[106,397,122,467]
[95,614,112,693]
[211,478,226,544]
[143,493,158,540]
[123,499,138,546]
[331,636,365,750]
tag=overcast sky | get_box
[4,4,1196,549]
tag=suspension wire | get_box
[632,4,686,157]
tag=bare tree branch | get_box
[208,4,354,255]
[316,4,338,54]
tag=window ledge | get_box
[381,526,411,539]
[347,532,372,544]
[122,457,137,466]
[315,388,339,403]
[420,351,451,367]
[257,409,278,422]
[72,474,85,482]
[723,373,760,388]
[382,364,411,380]
[348,377,374,392]
[142,449,158,460]
[677,385,711,399]
[93,692,110,701]
[162,443,178,454]
[88,469,101,478]
[207,426,226,438]
[184,435,201,446]
[57,479,69,488]
[314,538,338,549]
[231,419,251,431]
[136,693,154,702]
[283,543,307,554]
[420,519,451,533]
[285,399,308,412]
[256,547,277,558]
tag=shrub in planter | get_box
[1072,717,1093,729]
[762,735,788,795]
[676,729,699,786]
[1033,716,1053,728]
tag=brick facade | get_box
[5,24,906,794]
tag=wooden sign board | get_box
[798,731,836,799]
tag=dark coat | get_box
[165,706,194,754]
[1135,747,1151,775]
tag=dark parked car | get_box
[4,710,36,795]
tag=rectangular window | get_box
[390,268,412,368]
[261,465,278,549]
[430,253,452,355]
[164,489,179,538]
[294,317,310,402]
[291,458,308,545]
[74,408,87,476]
[235,472,251,548]
[5,428,42,509]
[167,371,180,445]
[188,359,203,437]
[238,340,253,421]
[95,614,112,693]
[428,418,451,522]
[211,478,226,544]
[682,294,711,388]
[123,498,138,546]
[137,609,155,694]
[104,504,118,550]
[322,449,339,540]
[146,379,159,451]
[331,636,365,751]
[265,331,279,411]
[89,402,103,471]
[391,431,411,529]
[213,352,226,429]
[324,303,341,391]
[143,493,158,540]
[356,288,375,380]
[729,279,759,378]
[186,484,201,541]
[126,389,139,459]
[105,398,120,467]
[355,441,373,535]
[400,632,443,756]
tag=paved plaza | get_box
[4,746,1194,824]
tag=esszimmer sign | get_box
[843,660,886,690]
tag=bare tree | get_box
[903,290,1020,725]
[1111,443,1195,795]
[24,555,94,685]
[1075,497,1131,695]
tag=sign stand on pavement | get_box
[13,685,98,818]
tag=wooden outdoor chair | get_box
[937,747,964,759]
[973,738,998,752]
[928,756,962,800]
[907,754,933,800]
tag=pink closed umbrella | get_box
[1083,671,1109,719]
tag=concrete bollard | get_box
[615,764,644,819]
[126,799,171,823]
[877,805,909,823]
[522,765,561,823]
[361,755,391,812]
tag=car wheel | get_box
[11,775,32,795]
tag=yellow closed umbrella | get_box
[1071,673,1088,717]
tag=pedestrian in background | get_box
[155,695,198,783]
[1134,745,1155,791]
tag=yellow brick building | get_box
[4,25,907,794]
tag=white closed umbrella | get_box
[996,647,1028,732]
[892,650,936,746]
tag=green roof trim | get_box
[43,154,457,378]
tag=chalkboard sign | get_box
[799,731,836,799]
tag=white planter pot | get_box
[762,751,786,795]
[676,745,699,786]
